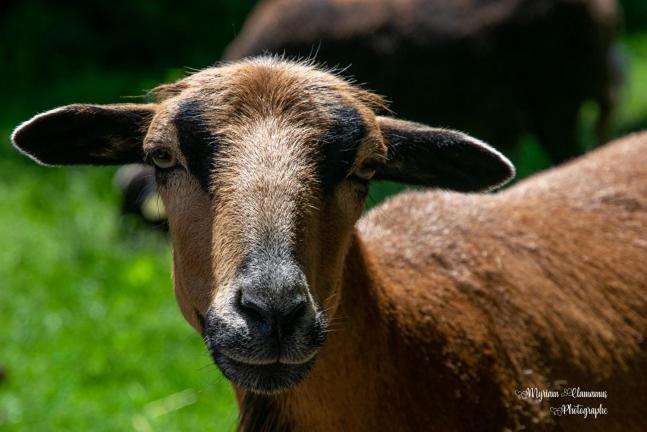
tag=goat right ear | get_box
[11,103,157,166]
[375,116,515,192]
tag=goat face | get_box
[11,57,515,393]
[153,60,390,393]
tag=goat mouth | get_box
[211,350,317,393]
[221,350,318,366]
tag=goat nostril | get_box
[281,300,307,330]
[239,296,268,319]
[238,291,309,338]
[239,295,274,336]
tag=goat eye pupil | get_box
[151,149,176,169]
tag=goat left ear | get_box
[375,116,515,191]
[11,103,157,166]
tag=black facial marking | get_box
[174,100,218,192]
[194,308,206,336]
[319,105,366,193]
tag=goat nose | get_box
[238,292,308,338]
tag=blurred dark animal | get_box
[114,164,167,228]
[12,58,647,431]
[227,0,622,162]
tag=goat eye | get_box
[150,149,177,170]
[353,163,377,182]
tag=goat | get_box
[11,58,647,431]
[227,0,622,162]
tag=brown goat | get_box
[227,0,621,162]
[11,58,647,431]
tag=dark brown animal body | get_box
[227,0,620,162]
[243,133,647,431]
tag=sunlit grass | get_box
[0,162,237,430]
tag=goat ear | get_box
[11,103,157,166]
[375,116,515,191]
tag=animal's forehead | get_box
[149,59,385,193]
[154,58,390,124]
[167,60,354,113]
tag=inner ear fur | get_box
[375,116,515,192]
[11,103,158,166]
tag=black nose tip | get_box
[239,292,308,338]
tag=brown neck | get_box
[236,232,394,431]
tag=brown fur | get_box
[344,135,647,431]
[233,133,647,431]
[11,59,646,431]
[159,61,646,431]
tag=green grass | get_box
[618,33,647,133]
[1,31,646,431]
[0,161,237,429]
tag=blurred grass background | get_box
[0,1,646,430]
